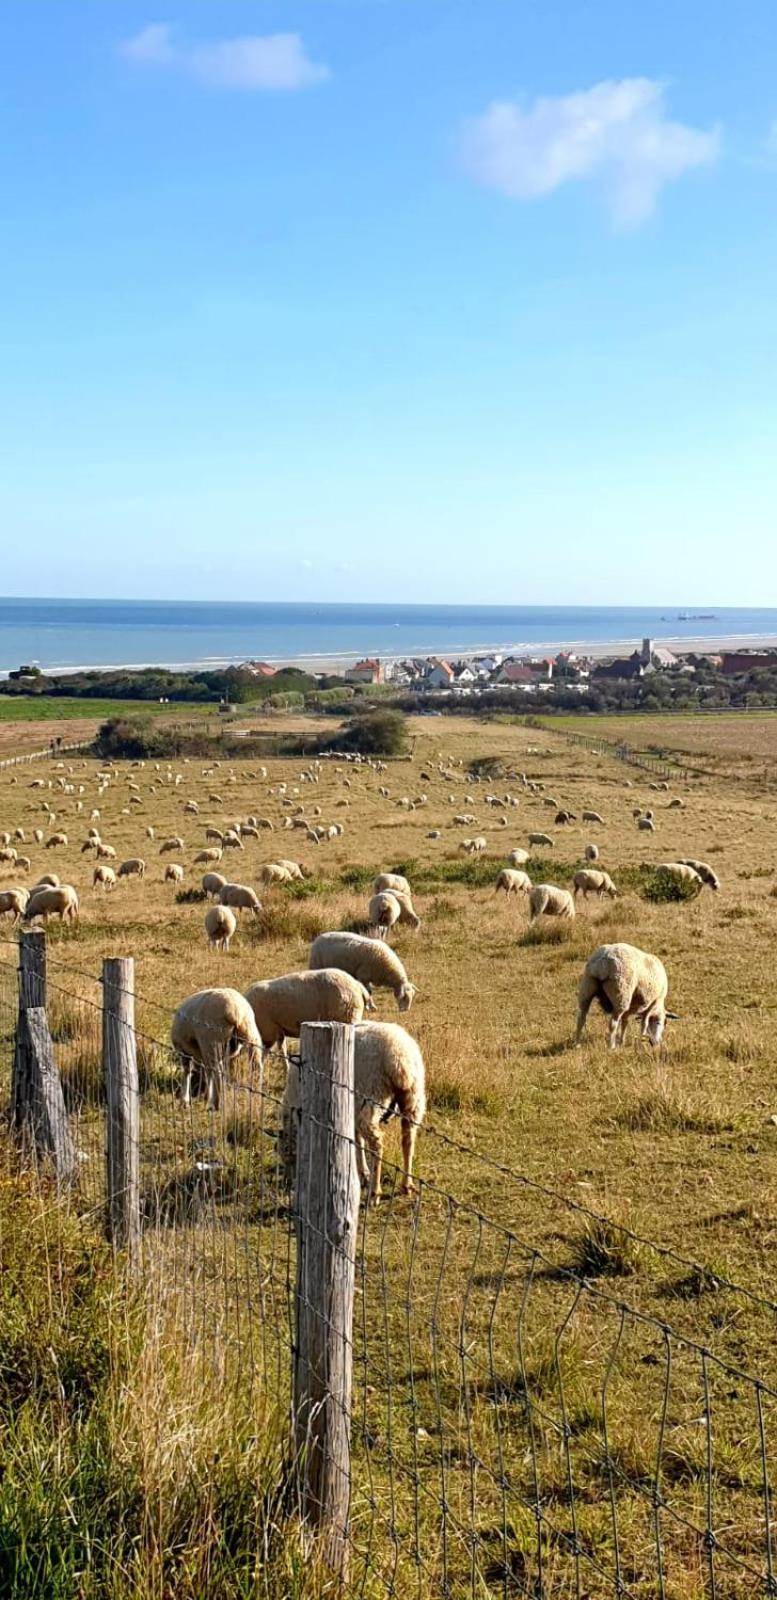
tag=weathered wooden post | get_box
[11,931,77,1188]
[293,1021,359,1584]
[103,957,140,1265]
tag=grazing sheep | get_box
[0,887,29,922]
[159,837,184,855]
[275,859,306,880]
[460,836,487,856]
[195,848,223,865]
[369,889,420,933]
[584,844,600,862]
[184,801,199,815]
[573,869,617,900]
[202,871,227,899]
[164,863,185,884]
[667,798,685,810]
[576,943,673,1049]
[245,969,374,1056]
[32,829,44,844]
[205,904,238,952]
[218,882,262,916]
[637,817,656,833]
[14,856,30,874]
[146,826,155,839]
[93,865,117,891]
[172,987,262,1109]
[554,810,576,825]
[495,869,531,896]
[528,884,575,922]
[507,848,530,867]
[222,830,244,851]
[656,863,704,891]
[33,873,59,889]
[373,872,411,898]
[259,863,293,887]
[46,832,68,850]
[24,884,79,925]
[309,932,417,1011]
[118,858,145,881]
[529,832,554,849]
[281,1022,426,1203]
[678,859,720,891]
[95,843,117,861]
[368,891,402,937]
[0,847,16,865]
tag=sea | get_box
[2,598,777,679]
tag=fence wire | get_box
[0,939,775,1600]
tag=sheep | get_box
[274,859,306,880]
[13,827,25,842]
[582,810,605,824]
[678,859,720,891]
[0,847,16,865]
[0,887,29,922]
[368,891,402,937]
[259,863,293,888]
[576,943,673,1049]
[205,904,238,952]
[309,932,417,1011]
[24,884,79,925]
[32,829,44,844]
[656,863,704,891]
[507,848,530,867]
[554,810,576,825]
[146,826,155,839]
[637,817,656,833]
[222,830,244,851]
[184,800,199,815]
[96,843,117,861]
[118,858,146,881]
[369,889,420,933]
[245,969,374,1058]
[33,872,59,889]
[528,884,575,922]
[14,856,30,874]
[194,848,223,865]
[573,869,617,900]
[529,832,554,849]
[202,871,227,899]
[583,844,600,863]
[164,863,185,885]
[218,882,262,916]
[172,987,262,1109]
[46,832,68,849]
[667,798,685,810]
[460,836,487,856]
[495,868,531,896]
[93,864,117,891]
[373,872,411,898]
[159,837,184,855]
[281,1022,426,1203]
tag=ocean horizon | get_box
[2,597,777,678]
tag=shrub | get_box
[640,869,702,904]
[326,709,408,757]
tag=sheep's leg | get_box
[180,1056,194,1105]
[400,1117,417,1195]
[362,1124,383,1205]
[575,982,595,1045]
[609,1013,629,1049]
[354,1128,371,1188]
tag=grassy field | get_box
[1,712,777,1597]
[538,710,777,768]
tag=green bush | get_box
[327,709,408,757]
[640,869,702,904]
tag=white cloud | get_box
[461,78,720,225]
[122,23,329,91]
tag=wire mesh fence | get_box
[1,932,775,1599]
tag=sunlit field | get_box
[2,710,777,1598]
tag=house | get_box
[639,638,679,670]
[593,653,645,682]
[476,654,503,675]
[720,651,777,676]
[494,658,553,687]
[426,658,455,689]
[240,660,277,679]
[452,662,477,684]
[345,658,384,685]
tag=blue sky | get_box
[1,1,775,604]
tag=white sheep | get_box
[678,859,720,891]
[159,836,184,855]
[245,969,374,1056]
[0,887,29,922]
[495,868,531,896]
[573,869,617,900]
[582,810,605,824]
[172,987,262,1109]
[164,863,185,885]
[218,882,262,915]
[45,832,68,850]
[15,856,30,874]
[529,833,554,849]
[33,872,59,889]
[205,904,238,952]
[309,932,417,1011]
[584,844,600,863]
[528,884,575,922]
[637,817,655,832]
[194,848,223,865]
[506,848,530,867]
[281,1021,426,1203]
[24,884,79,925]
[576,943,673,1049]
[259,863,293,887]
[93,865,117,891]
[96,843,117,861]
[202,871,227,899]
[372,872,411,898]
[118,858,145,881]
[656,863,703,891]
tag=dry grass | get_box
[2,710,777,1595]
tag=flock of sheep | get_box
[0,740,719,1204]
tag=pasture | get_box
[1,711,776,1599]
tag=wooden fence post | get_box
[103,957,140,1264]
[11,932,77,1188]
[293,1021,359,1584]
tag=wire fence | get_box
[1,934,775,1599]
